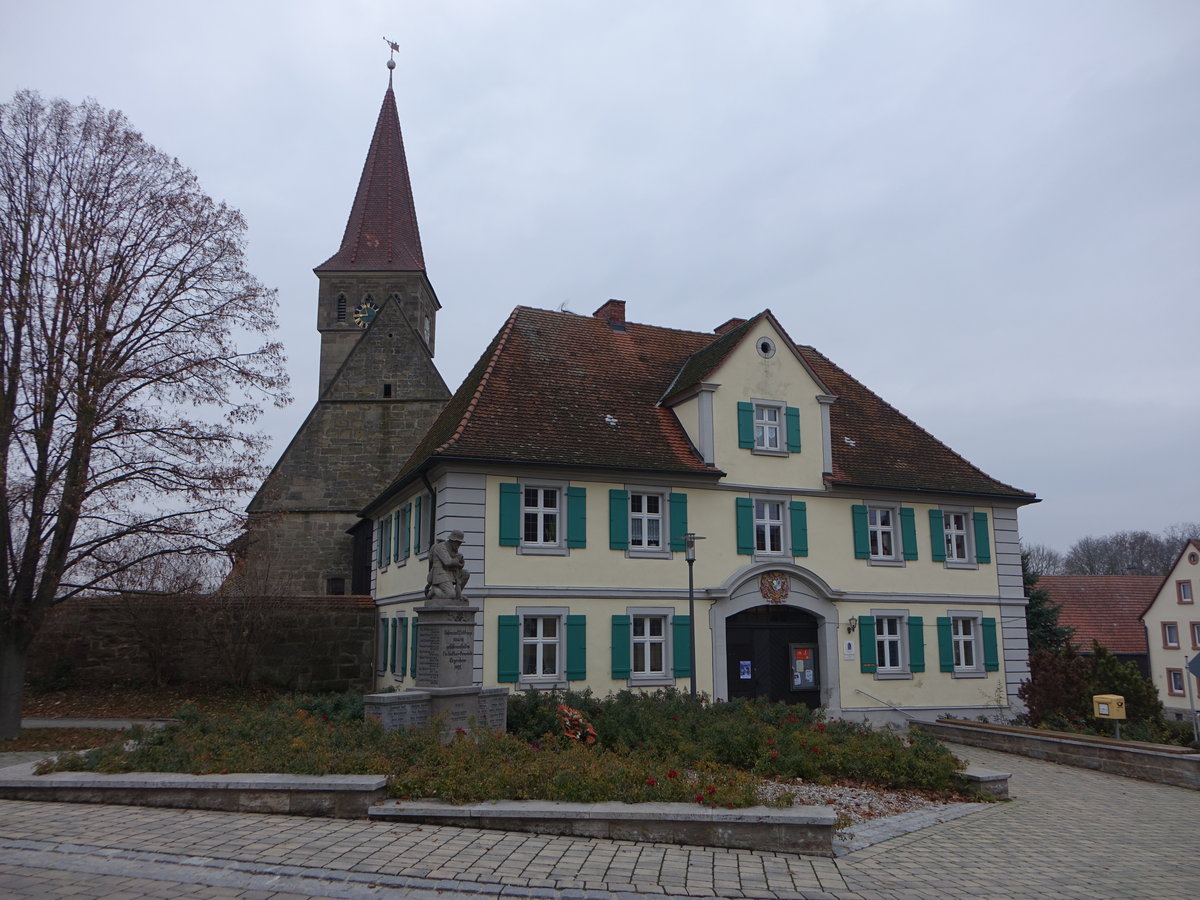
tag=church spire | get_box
[315,62,425,273]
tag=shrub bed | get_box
[38,690,966,803]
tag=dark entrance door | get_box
[725,605,821,707]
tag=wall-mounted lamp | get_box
[846,616,858,634]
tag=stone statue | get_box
[425,529,470,604]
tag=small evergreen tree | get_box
[1023,553,1073,653]
[1019,644,1092,727]
[1087,642,1163,729]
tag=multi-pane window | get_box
[632,615,666,675]
[1179,581,1194,604]
[943,512,969,561]
[876,616,903,671]
[630,493,663,549]
[754,404,781,450]
[868,507,895,559]
[755,499,784,553]
[952,617,978,670]
[522,616,560,678]
[1163,622,1180,649]
[523,487,559,546]
[1167,669,1185,696]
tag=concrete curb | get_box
[0,761,386,818]
[369,799,837,855]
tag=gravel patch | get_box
[757,779,963,825]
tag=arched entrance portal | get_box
[725,605,821,707]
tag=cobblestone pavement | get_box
[0,744,1194,899]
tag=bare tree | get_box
[1021,542,1064,576]
[1063,530,1179,576]
[0,92,288,737]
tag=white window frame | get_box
[1167,668,1185,697]
[1162,621,1180,649]
[868,505,898,561]
[632,615,667,677]
[950,613,985,676]
[629,491,665,552]
[521,485,562,550]
[626,606,676,687]
[871,609,911,680]
[754,498,786,555]
[1178,581,1194,604]
[517,606,567,689]
[753,401,784,453]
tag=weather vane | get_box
[383,37,399,81]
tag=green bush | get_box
[504,689,963,791]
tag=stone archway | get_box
[708,564,843,714]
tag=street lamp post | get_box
[684,532,704,697]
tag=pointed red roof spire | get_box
[315,79,426,273]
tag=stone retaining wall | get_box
[917,719,1200,790]
[27,594,375,693]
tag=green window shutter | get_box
[858,615,876,673]
[851,505,870,559]
[499,483,521,546]
[929,509,946,563]
[611,615,631,679]
[737,401,754,449]
[566,615,587,680]
[376,520,384,569]
[413,496,423,554]
[900,507,918,561]
[398,617,409,677]
[567,487,587,548]
[735,497,754,555]
[669,492,688,552]
[497,615,520,683]
[389,619,398,674]
[982,617,1000,671]
[785,406,801,453]
[672,615,692,678]
[409,620,420,678]
[609,490,629,550]
[908,616,925,673]
[937,617,954,672]
[789,500,808,557]
[393,510,402,562]
[402,503,412,560]
[973,512,992,564]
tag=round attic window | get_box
[757,337,776,359]
[1189,551,1199,566]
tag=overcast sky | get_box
[3,1,1197,554]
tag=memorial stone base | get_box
[364,604,508,739]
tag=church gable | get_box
[321,295,449,403]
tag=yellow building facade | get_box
[364,304,1036,724]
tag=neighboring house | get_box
[1141,540,1200,720]
[1036,575,1158,676]
[363,301,1038,724]
[240,73,450,596]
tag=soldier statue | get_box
[425,529,470,605]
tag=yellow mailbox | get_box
[1093,694,1126,719]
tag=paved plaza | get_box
[0,744,1195,899]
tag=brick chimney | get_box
[714,317,747,335]
[593,299,627,332]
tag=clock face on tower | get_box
[351,301,379,328]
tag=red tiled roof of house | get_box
[315,85,425,273]
[1037,575,1160,654]
[370,306,1035,509]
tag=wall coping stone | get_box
[369,799,835,855]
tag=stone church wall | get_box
[26,593,376,693]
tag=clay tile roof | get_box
[315,85,425,273]
[797,346,1035,499]
[372,306,1035,507]
[1037,575,1160,654]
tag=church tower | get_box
[242,63,451,597]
